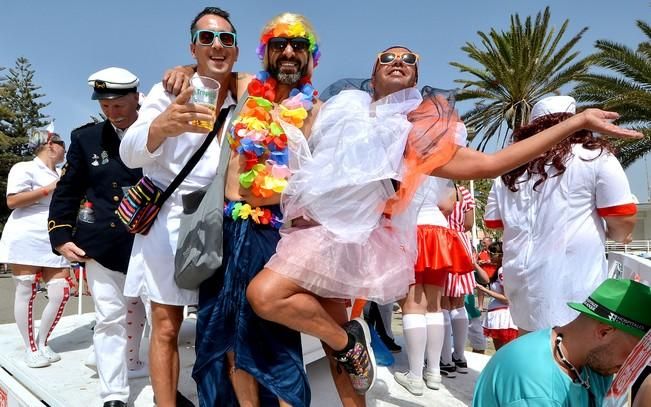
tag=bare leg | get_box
[247,268,349,351]
[149,302,183,407]
[320,299,365,407]
[226,351,260,407]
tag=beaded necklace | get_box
[554,331,597,407]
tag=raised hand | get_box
[576,109,644,139]
[149,86,215,139]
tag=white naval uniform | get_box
[120,80,235,306]
[484,145,636,331]
[0,157,68,268]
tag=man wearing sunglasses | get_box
[119,6,239,407]
[48,67,145,407]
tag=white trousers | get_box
[86,260,130,403]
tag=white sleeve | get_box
[119,83,171,169]
[6,163,32,195]
[484,179,503,228]
[594,152,636,216]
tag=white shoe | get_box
[40,346,61,363]
[127,361,149,379]
[393,371,424,396]
[84,350,96,369]
[424,370,442,390]
[25,350,50,368]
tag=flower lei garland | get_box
[256,21,321,67]
[228,72,317,199]
[224,201,283,229]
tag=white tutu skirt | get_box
[483,306,517,330]
[266,220,416,305]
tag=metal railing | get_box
[605,240,651,253]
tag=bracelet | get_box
[40,188,49,197]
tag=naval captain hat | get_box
[88,67,139,100]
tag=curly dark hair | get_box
[501,113,615,192]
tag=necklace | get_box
[554,331,590,390]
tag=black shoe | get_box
[333,318,376,394]
[153,391,194,407]
[381,336,402,353]
[103,401,126,407]
[439,361,457,378]
[452,355,468,374]
[176,391,195,407]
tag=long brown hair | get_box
[501,113,614,192]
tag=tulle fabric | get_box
[267,87,459,304]
[266,220,416,304]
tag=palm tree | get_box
[451,7,589,150]
[572,20,651,168]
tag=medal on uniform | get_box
[100,150,109,165]
[91,153,100,166]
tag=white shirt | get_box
[484,145,636,331]
[119,81,235,305]
[0,157,68,267]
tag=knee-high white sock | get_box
[425,312,444,375]
[440,310,453,364]
[13,275,38,352]
[402,314,427,379]
[125,297,147,370]
[450,306,469,360]
[38,278,70,348]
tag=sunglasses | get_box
[192,30,237,47]
[267,37,310,52]
[377,52,420,65]
[51,140,66,149]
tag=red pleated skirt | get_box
[414,225,474,286]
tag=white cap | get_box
[88,67,139,100]
[529,96,576,123]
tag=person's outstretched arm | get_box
[434,109,642,180]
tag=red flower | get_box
[248,79,264,97]
[260,30,273,45]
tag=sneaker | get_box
[393,371,424,395]
[439,362,457,378]
[381,336,402,353]
[423,370,442,390]
[452,355,468,374]
[127,361,149,379]
[25,350,50,368]
[40,346,61,363]
[333,318,376,394]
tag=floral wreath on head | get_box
[227,20,319,209]
[256,21,321,68]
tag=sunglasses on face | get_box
[377,52,420,65]
[51,140,65,149]
[268,37,310,52]
[192,30,237,47]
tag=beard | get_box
[268,58,307,85]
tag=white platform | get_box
[0,313,486,406]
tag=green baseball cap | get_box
[568,278,651,338]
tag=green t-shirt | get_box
[473,329,612,406]
[465,294,482,319]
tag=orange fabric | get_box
[484,219,504,229]
[385,96,460,215]
[415,225,473,276]
[597,203,637,217]
[351,299,366,319]
[477,250,498,279]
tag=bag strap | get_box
[216,90,248,179]
[159,104,233,204]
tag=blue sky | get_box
[2,1,650,200]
